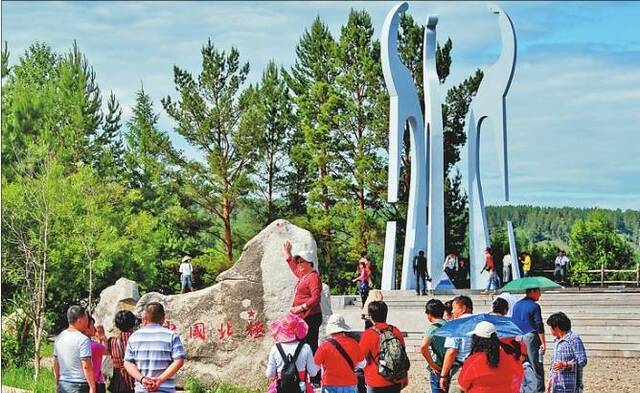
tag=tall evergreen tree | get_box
[161,39,255,264]
[285,17,340,266]
[333,9,388,257]
[252,61,294,224]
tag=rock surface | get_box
[93,278,140,336]
[98,219,329,388]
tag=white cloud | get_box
[2,1,639,209]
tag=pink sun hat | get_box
[269,313,309,343]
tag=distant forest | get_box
[486,205,640,247]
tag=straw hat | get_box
[181,255,192,263]
[362,289,384,314]
[269,313,309,343]
[326,314,351,335]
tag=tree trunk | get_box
[33,323,42,380]
[267,154,274,224]
[358,188,367,253]
[222,195,233,263]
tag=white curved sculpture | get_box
[467,3,517,289]
[380,2,428,290]
[380,2,517,291]
[424,15,445,288]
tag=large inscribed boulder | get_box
[101,219,328,388]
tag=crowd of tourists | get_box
[53,240,586,393]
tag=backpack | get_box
[373,325,410,382]
[275,342,305,393]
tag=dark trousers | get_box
[304,312,322,354]
[366,384,401,393]
[305,312,323,384]
[523,332,545,392]
[415,269,427,294]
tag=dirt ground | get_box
[406,357,640,393]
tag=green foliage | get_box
[249,61,295,224]
[569,210,636,282]
[1,331,35,368]
[2,366,56,393]
[161,38,256,263]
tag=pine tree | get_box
[124,86,170,202]
[252,61,294,224]
[161,39,255,264]
[285,17,339,266]
[333,9,388,257]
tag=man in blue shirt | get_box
[440,295,474,393]
[513,288,547,393]
[124,303,186,393]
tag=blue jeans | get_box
[486,271,500,290]
[181,274,192,290]
[430,370,446,393]
[322,387,357,393]
[58,381,89,393]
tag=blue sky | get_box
[2,1,639,210]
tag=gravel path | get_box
[406,357,639,393]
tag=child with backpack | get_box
[359,301,410,393]
[266,313,319,393]
[314,314,366,393]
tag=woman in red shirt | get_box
[457,321,524,393]
[352,261,371,307]
[314,314,365,392]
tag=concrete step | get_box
[405,333,640,344]
[335,290,640,358]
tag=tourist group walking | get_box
[54,241,587,393]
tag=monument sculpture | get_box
[380,2,517,290]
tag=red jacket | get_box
[287,257,322,319]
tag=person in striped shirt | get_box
[124,303,186,393]
[546,313,587,393]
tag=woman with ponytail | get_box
[457,321,524,393]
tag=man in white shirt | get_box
[554,250,570,284]
[179,255,194,293]
[54,305,95,393]
[502,253,512,284]
[443,253,459,286]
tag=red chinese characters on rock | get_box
[163,320,177,331]
[189,322,206,341]
[217,321,233,340]
[245,320,265,339]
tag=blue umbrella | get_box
[434,314,523,338]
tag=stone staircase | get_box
[332,289,640,358]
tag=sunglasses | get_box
[294,256,310,265]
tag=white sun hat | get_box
[326,314,351,335]
[469,321,497,338]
